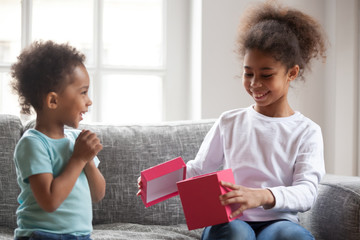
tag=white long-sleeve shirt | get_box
[186,106,325,223]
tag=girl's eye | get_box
[262,74,273,79]
[244,73,253,77]
[81,91,88,95]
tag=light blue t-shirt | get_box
[13,129,100,237]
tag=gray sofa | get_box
[0,114,359,240]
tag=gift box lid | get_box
[141,157,186,207]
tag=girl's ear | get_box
[46,92,58,109]
[288,65,300,82]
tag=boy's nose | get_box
[87,98,93,106]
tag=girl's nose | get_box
[250,78,262,88]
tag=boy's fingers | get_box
[78,130,98,140]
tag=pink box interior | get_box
[141,157,186,207]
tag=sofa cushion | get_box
[299,174,360,240]
[0,115,23,229]
[92,223,202,239]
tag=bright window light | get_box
[0,0,167,124]
[99,74,163,124]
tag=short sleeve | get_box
[14,136,53,183]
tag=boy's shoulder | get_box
[20,128,46,143]
[16,129,50,154]
[19,128,81,145]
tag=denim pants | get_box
[15,231,92,240]
[201,219,315,240]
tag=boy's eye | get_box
[81,91,88,95]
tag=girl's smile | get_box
[251,90,270,100]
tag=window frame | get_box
[1,0,190,124]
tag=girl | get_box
[11,41,106,240]
[185,1,326,240]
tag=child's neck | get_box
[35,115,65,139]
[254,104,295,118]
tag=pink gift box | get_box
[140,157,186,207]
[176,168,235,230]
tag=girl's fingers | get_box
[220,195,243,205]
[137,176,143,196]
[230,207,244,219]
[220,181,240,190]
[137,177,142,187]
[220,190,238,201]
[136,189,142,196]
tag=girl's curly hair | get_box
[237,0,327,80]
[11,40,86,114]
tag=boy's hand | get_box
[219,181,275,219]
[73,130,103,163]
[136,176,142,196]
[30,130,103,212]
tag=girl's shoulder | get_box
[217,107,252,128]
[219,107,250,120]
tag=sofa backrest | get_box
[82,120,214,226]
[0,115,23,228]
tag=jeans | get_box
[201,219,315,240]
[15,231,92,240]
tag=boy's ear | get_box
[288,65,300,81]
[46,92,59,109]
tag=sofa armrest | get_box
[299,174,360,240]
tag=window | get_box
[0,0,189,124]
[0,0,21,117]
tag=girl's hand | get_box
[219,181,275,218]
[136,176,142,196]
[73,130,103,163]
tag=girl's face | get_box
[242,49,298,117]
[56,64,92,128]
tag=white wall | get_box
[188,0,360,176]
[323,0,359,176]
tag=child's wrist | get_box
[85,160,96,169]
[70,155,88,166]
[262,189,275,209]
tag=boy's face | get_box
[56,64,92,128]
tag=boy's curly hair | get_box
[11,40,86,114]
[237,0,327,80]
